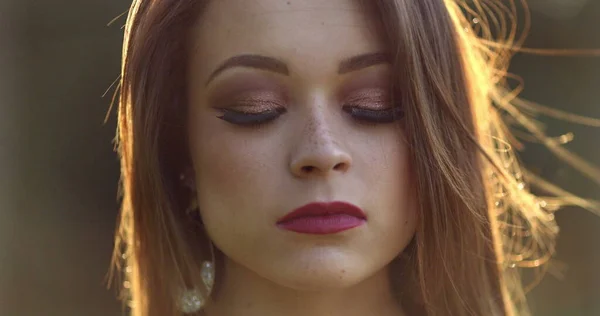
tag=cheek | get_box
[361,130,417,244]
[194,136,254,194]
[188,119,283,231]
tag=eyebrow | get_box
[205,55,289,86]
[205,52,389,86]
[338,52,389,74]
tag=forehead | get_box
[190,0,385,76]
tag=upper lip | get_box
[277,201,367,223]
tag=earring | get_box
[177,255,215,313]
[180,172,199,215]
[178,288,204,314]
[177,172,216,314]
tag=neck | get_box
[202,257,405,316]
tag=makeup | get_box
[276,201,367,235]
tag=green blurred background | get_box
[0,0,598,315]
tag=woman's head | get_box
[113,0,556,315]
[188,0,417,293]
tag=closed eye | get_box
[342,105,404,123]
[216,107,287,126]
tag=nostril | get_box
[301,166,315,173]
[333,162,346,171]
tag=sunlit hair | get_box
[109,0,600,315]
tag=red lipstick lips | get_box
[276,201,367,235]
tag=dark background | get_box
[0,1,598,315]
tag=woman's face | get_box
[187,0,417,290]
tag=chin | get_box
[282,273,366,291]
[266,255,373,291]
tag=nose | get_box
[289,116,352,178]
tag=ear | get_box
[180,167,197,191]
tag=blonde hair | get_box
[109,0,600,315]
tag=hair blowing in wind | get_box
[108,0,600,315]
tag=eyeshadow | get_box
[207,72,288,106]
[337,66,391,99]
[345,88,389,110]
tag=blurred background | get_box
[0,0,598,315]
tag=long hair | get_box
[110,0,591,315]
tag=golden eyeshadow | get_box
[226,91,286,111]
[208,74,288,107]
[344,88,389,110]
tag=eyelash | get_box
[342,105,404,124]
[217,107,287,126]
[216,105,404,126]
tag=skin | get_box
[186,0,417,315]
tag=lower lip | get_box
[277,214,365,235]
